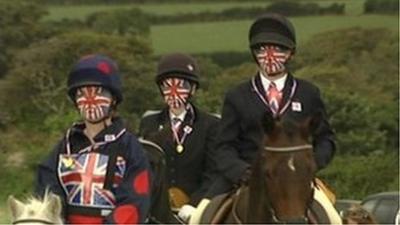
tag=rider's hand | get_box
[239,167,252,185]
[178,204,196,222]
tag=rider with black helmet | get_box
[35,54,151,224]
[139,52,219,222]
[207,13,336,201]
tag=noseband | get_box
[12,219,55,224]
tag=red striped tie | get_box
[267,82,282,114]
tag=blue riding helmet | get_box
[67,54,123,104]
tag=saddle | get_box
[169,187,190,211]
[315,178,336,204]
[199,192,233,224]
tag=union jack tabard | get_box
[58,153,126,208]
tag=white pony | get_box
[8,192,63,224]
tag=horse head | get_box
[8,192,63,225]
[247,111,321,223]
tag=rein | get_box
[12,219,55,224]
[264,144,312,152]
[231,188,244,224]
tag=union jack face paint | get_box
[160,78,192,109]
[75,86,113,123]
[254,45,291,76]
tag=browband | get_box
[264,144,313,152]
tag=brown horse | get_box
[200,112,324,224]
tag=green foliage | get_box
[196,51,251,68]
[44,2,270,21]
[150,2,344,25]
[319,152,399,199]
[266,1,344,16]
[364,0,399,14]
[0,31,156,127]
[295,27,399,154]
[86,8,150,36]
[197,63,255,113]
[0,0,50,77]
[0,0,48,48]
[323,88,388,155]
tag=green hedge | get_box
[148,1,345,25]
[364,0,399,14]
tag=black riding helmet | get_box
[67,54,123,104]
[156,53,200,87]
[249,13,296,50]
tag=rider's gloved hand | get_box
[239,167,252,185]
[178,204,196,222]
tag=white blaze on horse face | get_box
[288,156,296,172]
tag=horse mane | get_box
[261,110,323,143]
[23,193,56,215]
[8,191,63,224]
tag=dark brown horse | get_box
[139,124,184,224]
[201,112,323,224]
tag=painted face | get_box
[254,45,291,76]
[160,78,192,109]
[75,86,113,123]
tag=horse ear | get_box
[262,111,275,133]
[8,195,24,220]
[48,193,62,218]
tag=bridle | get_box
[264,144,313,152]
[12,219,55,224]
[262,143,314,224]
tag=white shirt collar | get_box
[169,109,187,122]
[259,72,288,92]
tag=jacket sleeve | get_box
[312,88,336,170]
[214,92,250,184]
[189,116,220,205]
[35,140,66,197]
[105,135,151,224]
[35,140,67,217]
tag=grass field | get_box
[151,15,399,54]
[44,0,366,21]
[0,203,9,224]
